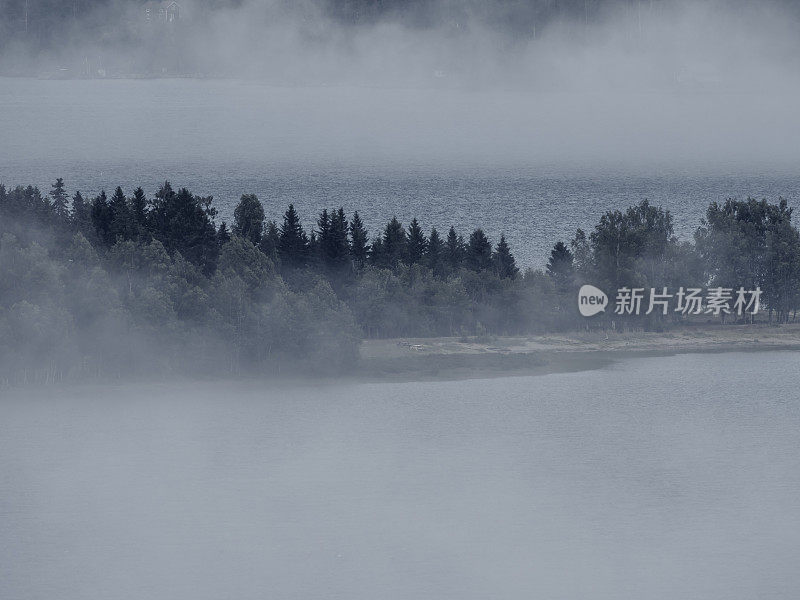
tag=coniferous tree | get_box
[233,194,265,246]
[308,231,320,267]
[279,204,309,268]
[493,234,519,279]
[328,207,350,271]
[369,236,385,267]
[49,178,69,222]
[315,208,330,264]
[90,190,112,245]
[259,220,280,263]
[109,186,133,242]
[349,211,370,267]
[217,221,231,246]
[149,183,219,274]
[426,227,444,275]
[71,191,91,236]
[130,187,149,237]
[382,216,406,268]
[445,226,464,272]
[546,241,575,288]
[405,218,427,265]
[466,228,493,271]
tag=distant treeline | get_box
[1,178,799,383]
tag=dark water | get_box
[3,78,800,266]
[2,351,800,599]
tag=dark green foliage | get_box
[405,218,427,265]
[349,211,369,266]
[148,182,219,274]
[466,228,493,272]
[259,220,280,263]
[90,190,112,245]
[426,227,444,275]
[130,187,149,238]
[373,216,406,269]
[315,207,349,272]
[493,235,518,279]
[233,193,265,245]
[49,178,69,221]
[589,200,675,291]
[71,191,91,237]
[327,208,350,271]
[109,186,134,242]
[278,204,309,269]
[217,221,231,246]
[547,241,575,289]
[445,226,464,272]
[696,197,800,322]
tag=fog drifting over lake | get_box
[4,1,800,172]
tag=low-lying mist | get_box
[3,0,800,175]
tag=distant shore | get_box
[356,324,800,382]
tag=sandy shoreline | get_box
[356,324,800,382]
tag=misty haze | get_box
[2,1,800,598]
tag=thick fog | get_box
[3,0,800,172]
[3,353,800,599]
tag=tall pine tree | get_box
[279,204,309,269]
[90,191,112,245]
[109,186,133,242]
[445,226,464,272]
[130,187,149,238]
[466,228,493,272]
[426,227,444,275]
[49,178,69,222]
[492,234,519,279]
[405,218,427,265]
[349,211,370,267]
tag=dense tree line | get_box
[2,179,799,384]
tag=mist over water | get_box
[3,2,800,594]
[2,352,800,599]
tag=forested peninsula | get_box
[2,179,799,384]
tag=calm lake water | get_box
[3,78,800,267]
[2,351,799,599]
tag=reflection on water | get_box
[2,351,799,599]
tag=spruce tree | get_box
[279,204,309,268]
[71,191,91,236]
[90,190,112,245]
[547,241,575,283]
[217,221,231,246]
[259,220,280,263]
[405,218,427,265]
[349,211,370,266]
[130,187,149,237]
[233,193,265,245]
[445,226,464,272]
[109,186,132,242]
[49,178,69,222]
[466,228,493,271]
[426,227,444,274]
[382,216,406,268]
[369,236,385,267]
[148,183,219,274]
[316,208,330,263]
[328,207,350,270]
[493,234,519,279]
